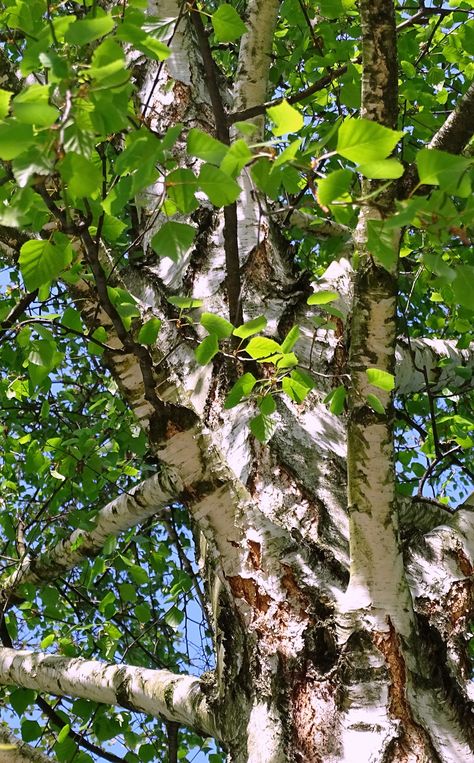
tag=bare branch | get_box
[0,647,218,738]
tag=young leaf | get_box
[307,291,339,305]
[259,395,276,415]
[13,86,59,127]
[246,336,282,359]
[64,13,115,45]
[366,368,395,391]
[200,312,234,339]
[281,326,300,353]
[224,372,257,408]
[212,4,247,42]
[250,413,276,443]
[282,369,313,403]
[89,39,129,88]
[187,128,228,165]
[366,393,385,414]
[233,315,267,339]
[151,221,195,262]
[337,118,404,163]
[416,148,472,197]
[59,152,102,198]
[166,169,198,213]
[317,169,352,206]
[19,240,72,291]
[267,100,304,136]
[367,220,397,271]
[325,384,346,415]
[167,296,203,309]
[137,317,162,345]
[198,164,241,206]
[195,334,219,365]
[220,139,253,177]
[357,159,404,179]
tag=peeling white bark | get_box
[0,648,217,737]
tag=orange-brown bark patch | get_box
[291,676,339,763]
[227,575,270,613]
[374,621,436,762]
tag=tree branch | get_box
[0,726,51,763]
[429,80,474,154]
[0,469,182,605]
[0,647,218,738]
[188,4,242,326]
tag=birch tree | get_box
[0,1,473,761]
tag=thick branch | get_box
[429,81,474,154]
[0,727,51,763]
[0,648,217,738]
[0,468,181,603]
[233,0,280,132]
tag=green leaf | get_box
[366,393,385,414]
[357,159,404,179]
[267,100,304,136]
[337,118,404,163]
[167,296,203,309]
[224,372,257,408]
[317,169,352,206]
[89,39,129,87]
[259,395,276,415]
[9,688,36,716]
[416,148,472,197]
[134,603,152,623]
[65,13,115,45]
[220,139,253,176]
[19,240,72,290]
[200,312,234,338]
[307,291,339,305]
[452,265,474,310]
[21,720,42,743]
[366,368,395,391]
[281,325,300,353]
[59,152,102,198]
[151,221,195,262]
[367,220,397,271]
[166,168,198,213]
[195,334,219,365]
[211,4,247,42]
[282,373,312,404]
[250,413,276,443]
[319,0,357,18]
[0,89,13,119]
[198,164,241,206]
[57,725,70,745]
[273,139,302,169]
[137,317,162,345]
[233,316,267,339]
[0,122,35,159]
[325,384,346,415]
[40,633,56,649]
[13,85,59,126]
[246,336,282,359]
[187,128,228,165]
[165,605,184,627]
